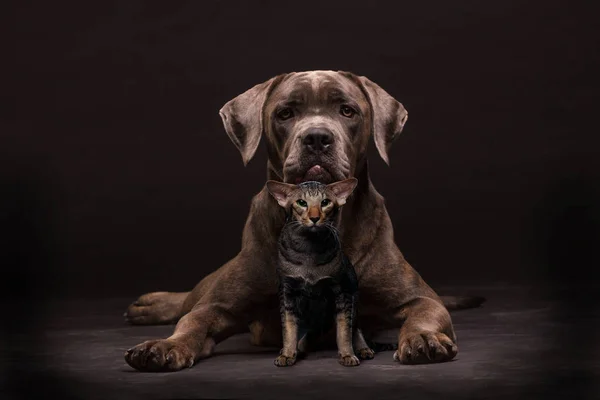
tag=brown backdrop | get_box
[2,0,599,299]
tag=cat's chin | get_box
[299,225,329,234]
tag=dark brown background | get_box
[2,0,599,299]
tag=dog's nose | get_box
[309,217,320,224]
[303,129,333,153]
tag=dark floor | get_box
[2,284,599,400]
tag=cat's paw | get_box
[274,352,297,367]
[356,347,375,360]
[338,354,360,367]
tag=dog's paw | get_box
[339,354,361,367]
[125,339,195,372]
[394,331,457,364]
[124,292,186,325]
[356,347,375,360]
[274,352,297,367]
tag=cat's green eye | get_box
[296,199,307,207]
[321,199,331,207]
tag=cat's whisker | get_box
[324,223,342,248]
[284,220,303,229]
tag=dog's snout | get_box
[303,129,333,153]
[309,217,320,224]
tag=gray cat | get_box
[266,178,375,367]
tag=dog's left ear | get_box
[347,74,408,166]
[219,75,286,166]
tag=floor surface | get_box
[2,284,599,399]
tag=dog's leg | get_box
[348,203,460,365]
[124,303,244,372]
[124,291,189,325]
[392,296,458,364]
[124,251,277,372]
[249,303,282,347]
[360,266,459,365]
[124,267,228,326]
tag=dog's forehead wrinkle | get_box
[285,90,307,104]
[280,71,361,102]
[296,115,336,129]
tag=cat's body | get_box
[277,225,358,339]
[266,179,375,367]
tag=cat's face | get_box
[266,179,358,229]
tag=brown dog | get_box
[124,70,484,371]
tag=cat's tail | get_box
[440,295,486,311]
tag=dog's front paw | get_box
[338,354,360,367]
[125,339,195,372]
[356,347,375,360]
[394,331,457,364]
[274,352,297,367]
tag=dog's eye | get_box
[277,108,294,120]
[296,199,307,207]
[321,199,331,207]
[340,105,356,118]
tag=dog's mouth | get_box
[294,165,333,184]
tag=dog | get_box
[123,70,484,371]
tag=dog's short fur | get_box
[124,71,485,372]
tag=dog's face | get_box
[219,71,408,184]
[264,72,371,184]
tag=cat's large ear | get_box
[327,178,358,206]
[266,180,296,207]
[340,72,408,166]
[219,74,287,166]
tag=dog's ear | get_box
[327,178,358,206]
[219,75,286,166]
[266,180,296,207]
[347,74,408,166]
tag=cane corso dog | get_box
[124,70,484,371]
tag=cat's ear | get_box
[327,178,358,206]
[219,74,287,166]
[266,180,296,207]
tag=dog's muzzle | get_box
[303,128,334,154]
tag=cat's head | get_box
[266,178,358,229]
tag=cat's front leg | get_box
[353,328,375,360]
[334,290,360,367]
[274,278,299,367]
[274,310,299,366]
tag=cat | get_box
[266,178,376,367]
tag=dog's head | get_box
[219,71,408,184]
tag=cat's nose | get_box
[309,217,320,224]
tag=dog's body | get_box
[124,71,484,372]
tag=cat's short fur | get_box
[266,178,375,367]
